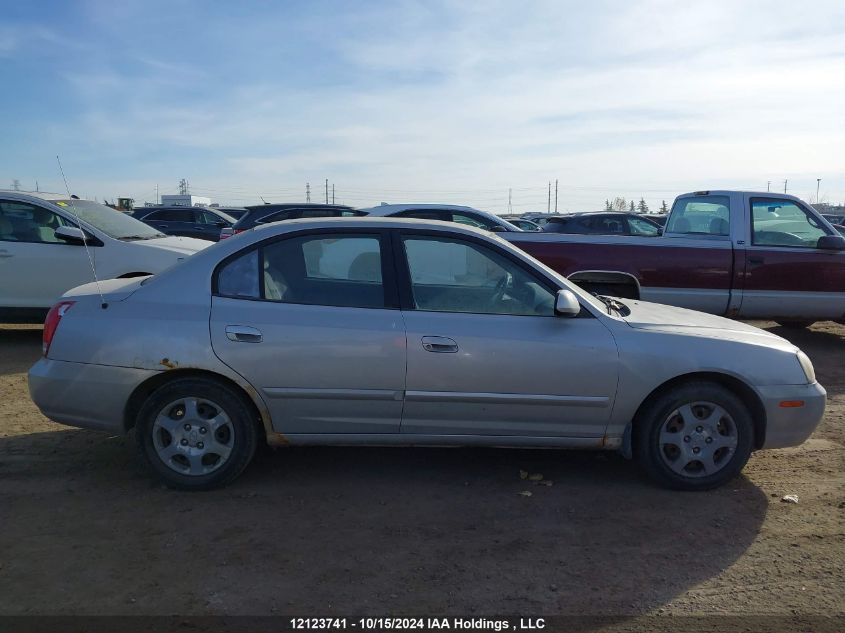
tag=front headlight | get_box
[796,351,816,383]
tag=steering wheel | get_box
[489,273,512,307]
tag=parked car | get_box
[542,212,661,236]
[522,213,555,227]
[640,213,669,227]
[131,206,237,242]
[502,216,541,231]
[210,206,248,220]
[507,191,845,327]
[0,191,210,323]
[822,214,844,226]
[30,217,824,491]
[833,224,845,237]
[222,204,362,240]
[360,203,522,232]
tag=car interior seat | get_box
[348,252,382,282]
[709,217,730,236]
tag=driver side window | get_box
[751,198,828,248]
[402,236,555,316]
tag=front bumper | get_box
[757,382,827,449]
[28,358,158,433]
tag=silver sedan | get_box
[29,218,826,490]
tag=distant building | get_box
[160,194,212,207]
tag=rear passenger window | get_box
[263,235,385,308]
[217,250,260,298]
[666,196,730,237]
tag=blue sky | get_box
[1,0,844,212]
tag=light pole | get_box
[816,178,821,203]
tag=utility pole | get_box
[508,188,512,214]
[155,183,159,204]
[35,180,40,192]
[767,181,771,192]
[816,178,821,203]
[783,179,788,193]
[325,179,329,204]
[547,182,551,213]
[11,179,20,191]
[554,179,559,213]
[306,182,311,203]
[179,178,188,195]
[332,184,335,205]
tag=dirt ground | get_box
[0,322,842,620]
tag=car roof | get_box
[0,190,71,202]
[360,203,485,216]
[243,203,354,211]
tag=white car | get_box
[0,191,210,322]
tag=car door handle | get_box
[0,249,12,258]
[225,325,263,343]
[748,256,765,266]
[421,336,458,353]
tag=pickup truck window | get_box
[750,198,828,248]
[666,195,730,237]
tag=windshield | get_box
[53,200,165,240]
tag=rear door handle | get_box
[225,325,263,343]
[421,336,458,353]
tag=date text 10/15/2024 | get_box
[290,617,546,631]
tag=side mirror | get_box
[554,289,581,317]
[817,235,845,251]
[214,220,227,228]
[54,226,89,245]
[489,225,507,232]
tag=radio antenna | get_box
[56,156,108,309]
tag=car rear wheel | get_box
[136,378,258,490]
[634,382,754,490]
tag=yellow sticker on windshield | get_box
[56,201,68,206]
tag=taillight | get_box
[233,229,244,234]
[42,300,75,356]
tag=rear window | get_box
[666,196,731,237]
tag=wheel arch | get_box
[624,371,767,457]
[123,368,272,442]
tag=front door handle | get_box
[748,256,765,266]
[421,336,458,353]
[0,250,12,258]
[225,325,263,343]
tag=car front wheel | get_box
[136,378,259,490]
[635,382,754,491]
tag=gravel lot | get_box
[0,322,843,619]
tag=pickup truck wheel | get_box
[136,378,258,490]
[635,382,753,491]
[776,320,815,329]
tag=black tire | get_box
[776,320,815,329]
[135,378,258,490]
[634,381,754,491]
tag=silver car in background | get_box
[29,218,825,490]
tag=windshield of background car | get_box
[53,200,163,239]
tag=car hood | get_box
[619,299,796,349]
[139,235,211,255]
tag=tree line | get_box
[604,198,669,214]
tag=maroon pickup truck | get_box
[506,190,845,327]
